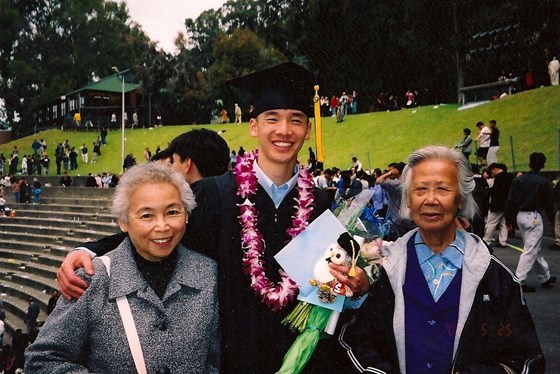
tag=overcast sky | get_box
[122,0,226,53]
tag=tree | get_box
[0,0,153,136]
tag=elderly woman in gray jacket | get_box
[25,162,219,373]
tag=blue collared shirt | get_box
[253,160,299,208]
[415,229,465,302]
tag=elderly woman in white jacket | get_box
[25,162,219,373]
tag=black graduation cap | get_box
[227,62,315,118]
[337,232,360,254]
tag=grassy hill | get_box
[2,85,560,176]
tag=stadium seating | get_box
[0,185,119,342]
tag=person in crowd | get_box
[60,171,72,187]
[234,103,242,124]
[482,163,512,248]
[21,155,28,174]
[405,89,415,108]
[31,139,41,156]
[24,298,40,335]
[548,56,560,86]
[109,173,119,187]
[352,156,363,173]
[220,108,229,123]
[85,173,97,187]
[350,90,358,114]
[10,176,23,203]
[9,154,18,175]
[80,143,88,164]
[85,113,93,128]
[150,147,173,164]
[132,110,138,129]
[32,177,42,204]
[46,289,59,315]
[73,111,81,127]
[0,314,4,347]
[470,163,490,238]
[69,146,78,170]
[166,128,230,194]
[143,147,151,162]
[110,112,117,128]
[475,121,492,166]
[0,192,6,216]
[335,169,363,203]
[339,145,546,374]
[229,150,237,169]
[92,141,101,163]
[552,175,560,251]
[486,119,500,165]
[102,172,112,188]
[376,162,417,241]
[355,169,369,189]
[19,179,32,204]
[123,153,137,171]
[316,168,337,207]
[369,168,388,218]
[330,94,339,117]
[308,147,317,172]
[54,143,64,175]
[100,125,108,145]
[453,128,473,160]
[25,162,219,373]
[505,152,557,292]
[56,62,368,374]
[41,152,50,175]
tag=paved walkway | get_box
[491,231,560,373]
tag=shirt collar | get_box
[415,229,465,269]
[253,159,299,208]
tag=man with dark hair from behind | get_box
[506,152,557,292]
[168,128,230,191]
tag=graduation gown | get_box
[193,171,330,374]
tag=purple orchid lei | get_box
[235,150,315,311]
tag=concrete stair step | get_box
[35,186,115,198]
[6,202,112,214]
[0,239,70,258]
[0,260,59,290]
[0,228,116,246]
[0,253,62,275]
[0,230,94,248]
[36,197,112,207]
[10,208,115,224]
[3,216,119,233]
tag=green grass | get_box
[2,85,560,175]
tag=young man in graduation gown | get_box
[56,62,370,373]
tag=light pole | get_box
[112,66,125,173]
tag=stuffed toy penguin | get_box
[309,232,359,301]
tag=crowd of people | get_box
[0,62,555,373]
[318,90,358,122]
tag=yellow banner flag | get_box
[313,85,324,163]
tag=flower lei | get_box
[235,151,315,311]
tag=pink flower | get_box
[235,152,315,311]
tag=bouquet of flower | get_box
[276,190,388,374]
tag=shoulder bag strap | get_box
[99,256,147,374]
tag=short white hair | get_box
[112,162,196,223]
[400,145,478,220]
